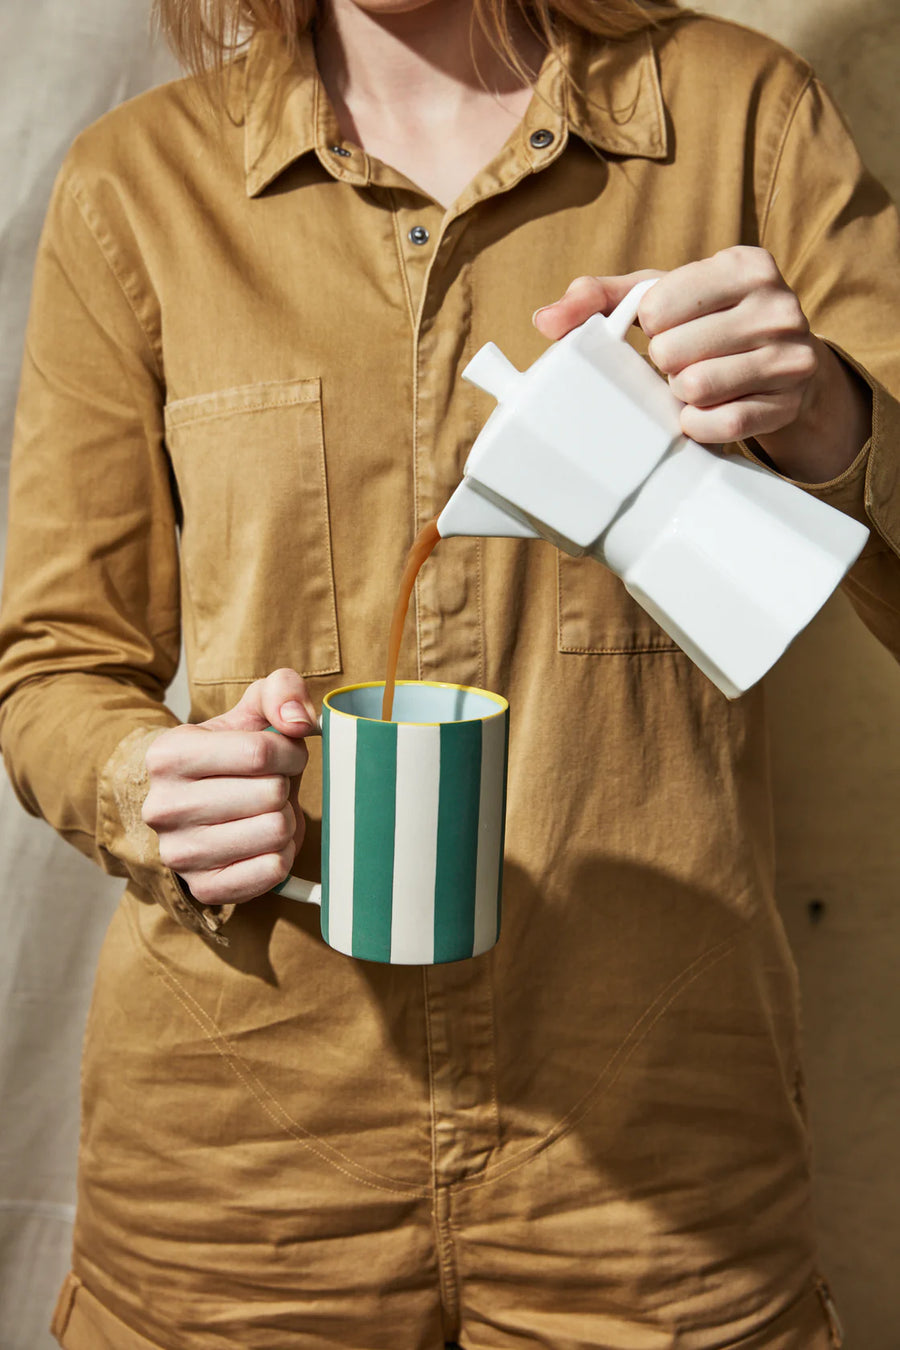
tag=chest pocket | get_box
[557,553,679,655]
[164,378,341,684]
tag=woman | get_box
[1,0,898,1344]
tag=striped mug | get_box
[277,681,509,964]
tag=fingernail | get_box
[532,305,551,323]
[281,700,312,725]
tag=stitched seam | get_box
[311,392,342,671]
[190,667,341,685]
[557,555,680,653]
[423,973,460,1337]
[759,72,814,248]
[456,935,738,1191]
[559,643,681,654]
[485,953,502,1150]
[165,393,320,430]
[164,378,321,420]
[436,1186,461,1339]
[64,175,163,383]
[152,962,427,1196]
[130,914,427,1196]
[389,194,417,332]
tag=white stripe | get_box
[390,724,440,964]
[473,715,505,956]
[326,713,357,956]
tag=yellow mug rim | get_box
[323,679,509,726]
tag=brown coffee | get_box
[382,517,441,721]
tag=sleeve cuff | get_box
[97,725,236,944]
[742,339,900,559]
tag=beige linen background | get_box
[0,2,897,1346]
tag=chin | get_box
[342,0,461,14]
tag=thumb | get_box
[533,269,663,341]
[202,668,319,738]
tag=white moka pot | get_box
[437,281,869,699]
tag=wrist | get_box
[756,338,872,484]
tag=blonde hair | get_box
[153,0,686,79]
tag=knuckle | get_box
[646,333,671,369]
[158,836,191,872]
[638,293,661,333]
[677,367,707,405]
[144,733,175,776]
[262,810,294,850]
[259,851,291,893]
[771,292,807,336]
[723,245,778,288]
[245,734,272,775]
[262,775,290,812]
[567,273,596,294]
[185,873,218,905]
[141,791,175,831]
[788,343,818,381]
[140,791,161,828]
[720,405,751,441]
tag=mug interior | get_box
[327,681,506,725]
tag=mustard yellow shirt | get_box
[1,16,898,1344]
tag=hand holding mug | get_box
[142,668,317,905]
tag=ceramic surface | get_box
[438,282,869,698]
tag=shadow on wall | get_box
[756,2,900,1343]
[688,4,900,1348]
[792,0,900,203]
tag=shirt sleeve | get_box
[759,73,900,662]
[0,159,230,942]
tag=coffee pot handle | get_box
[604,278,659,341]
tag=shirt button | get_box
[408,225,430,245]
[330,145,351,158]
[529,128,554,149]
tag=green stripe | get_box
[434,720,482,962]
[351,719,397,962]
[320,706,330,945]
[495,713,510,944]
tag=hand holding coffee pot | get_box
[437,256,869,699]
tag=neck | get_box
[315,0,545,135]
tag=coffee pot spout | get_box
[437,478,541,541]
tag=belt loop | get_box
[50,1273,82,1340]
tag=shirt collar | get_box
[242,24,668,199]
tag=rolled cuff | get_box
[98,726,235,943]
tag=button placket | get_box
[410,223,484,692]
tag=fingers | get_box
[533,269,663,340]
[203,668,319,738]
[146,723,308,781]
[534,248,818,447]
[142,670,318,906]
[143,773,290,829]
[157,803,297,875]
[680,391,810,445]
[179,846,297,907]
[664,343,818,411]
[638,247,789,335]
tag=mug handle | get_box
[275,875,322,906]
[263,724,323,907]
